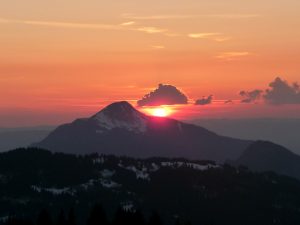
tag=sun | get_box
[141,106,174,117]
[152,107,169,117]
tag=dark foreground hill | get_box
[1,148,300,225]
[33,101,251,162]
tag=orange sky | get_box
[1,0,300,126]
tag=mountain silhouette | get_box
[234,141,300,179]
[33,101,251,162]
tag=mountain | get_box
[190,118,300,154]
[234,141,300,179]
[2,148,300,225]
[0,127,54,152]
[33,101,251,162]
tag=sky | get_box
[1,0,300,126]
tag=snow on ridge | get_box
[161,161,219,171]
[117,160,217,179]
[80,178,121,189]
[80,179,96,190]
[93,157,105,164]
[122,201,135,212]
[118,163,150,181]
[0,216,9,223]
[100,179,121,188]
[150,163,160,172]
[94,111,147,133]
[31,185,75,195]
[100,169,115,178]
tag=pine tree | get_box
[174,218,181,225]
[87,204,108,225]
[148,211,162,225]
[36,209,53,225]
[67,208,76,225]
[113,207,125,225]
[56,210,66,225]
[132,210,145,225]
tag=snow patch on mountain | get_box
[0,216,9,223]
[80,179,96,190]
[118,163,150,181]
[151,163,160,172]
[122,201,135,212]
[94,111,147,133]
[93,156,105,164]
[31,185,75,195]
[100,179,122,188]
[161,161,219,170]
[100,169,115,178]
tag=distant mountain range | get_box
[233,141,300,180]
[190,118,300,154]
[31,101,300,180]
[33,101,251,162]
[0,127,54,152]
[1,148,300,225]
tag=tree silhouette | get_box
[148,211,162,225]
[56,210,67,225]
[66,208,76,225]
[113,207,126,225]
[132,210,145,225]
[87,204,108,225]
[174,218,181,225]
[36,209,53,225]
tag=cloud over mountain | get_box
[239,77,300,105]
[195,95,213,105]
[137,84,188,106]
[264,77,300,105]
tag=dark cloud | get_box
[195,95,213,105]
[264,77,300,105]
[239,89,263,103]
[137,84,188,106]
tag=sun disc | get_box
[152,108,168,117]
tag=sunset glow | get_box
[152,108,169,117]
[142,106,173,118]
[0,0,300,127]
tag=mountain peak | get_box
[101,101,137,114]
[91,101,148,133]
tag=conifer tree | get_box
[87,204,108,225]
[67,208,76,225]
[148,211,162,225]
[56,210,66,225]
[37,209,53,225]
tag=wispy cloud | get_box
[122,13,260,20]
[151,45,165,49]
[0,17,123,30]
[0,17,168,36]
[120,21,136,26]
[135,26,167,34]
[216,52,250,60]
[188,33,221,39]
[188,33,231,42]
[0,17,233,40]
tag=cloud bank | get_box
[240,77,300,105]
[137,84,188,106]
[195,95,213,105]
[239,89,263,103]
[264,77,300,105]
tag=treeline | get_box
[4,205,191,225]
